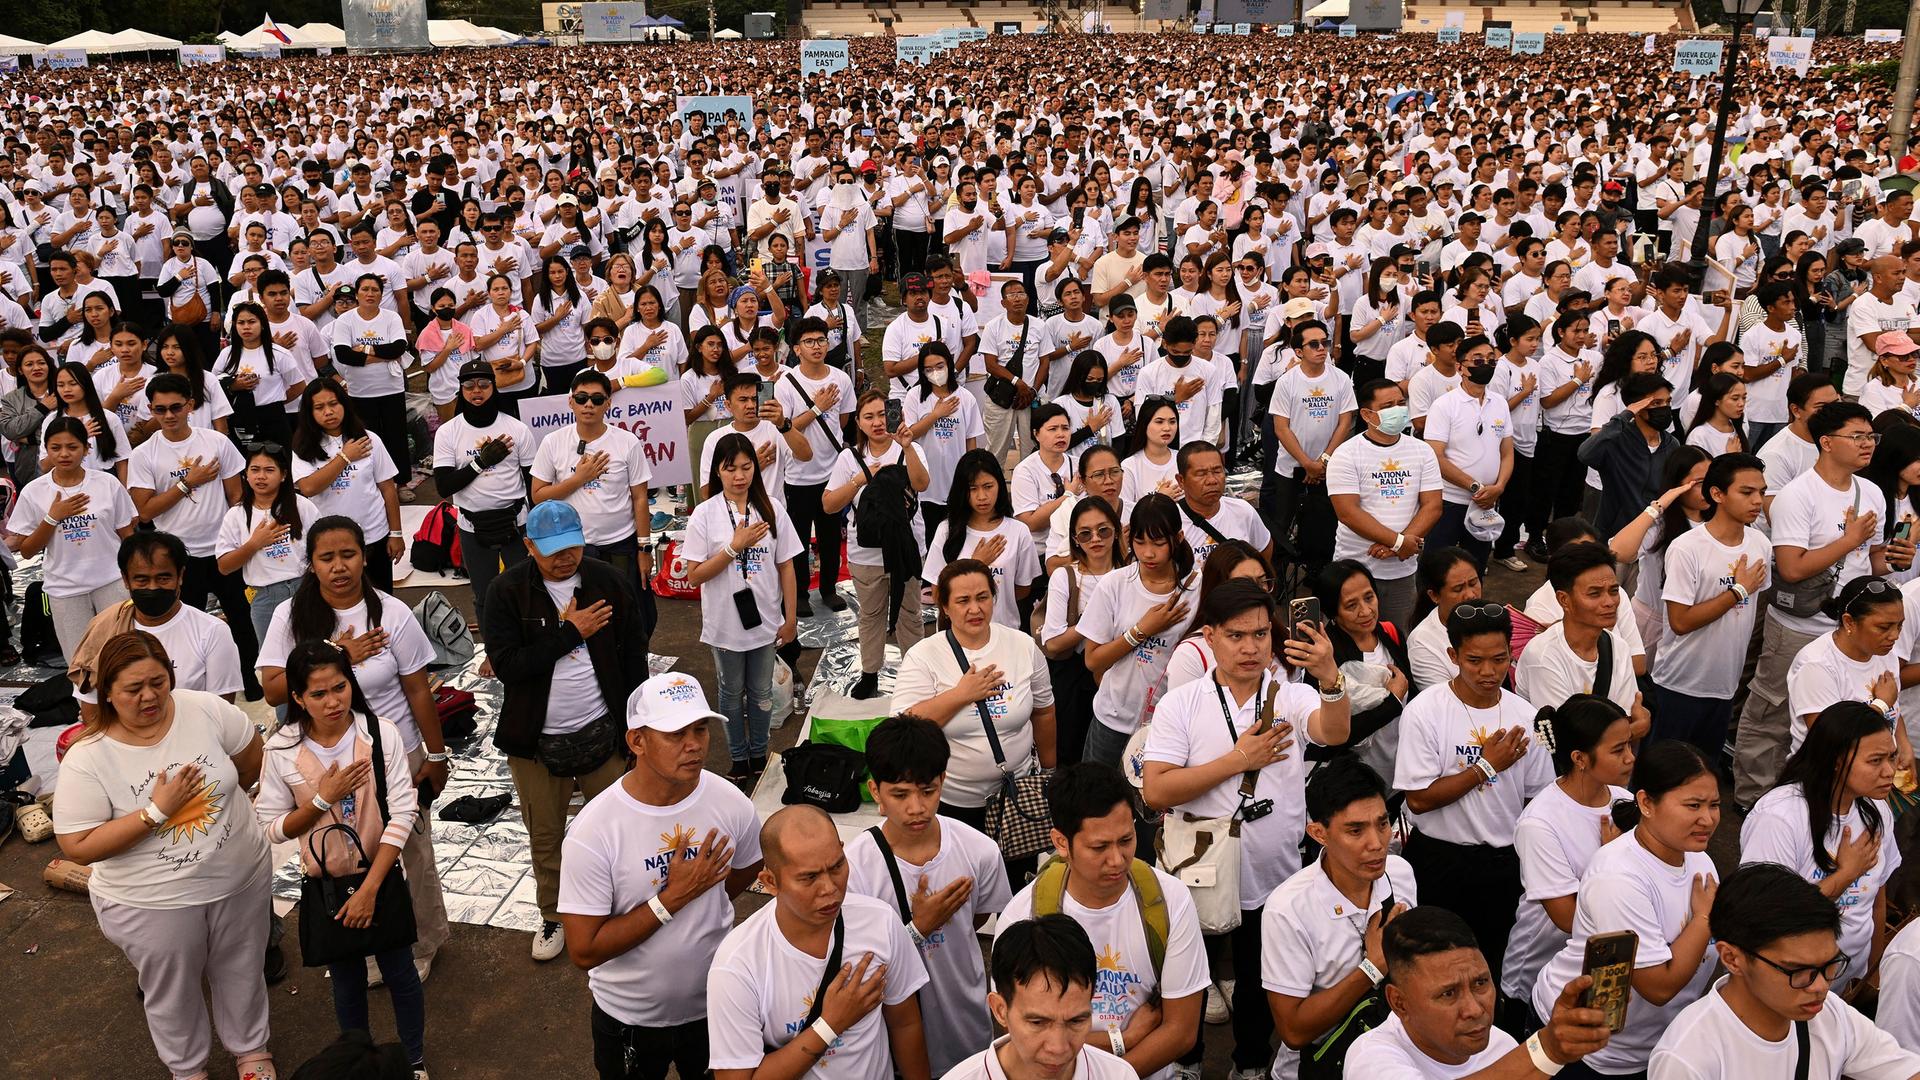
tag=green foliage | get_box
[1819,57,1901,84]
[1692,0,1908,32]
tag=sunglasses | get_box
[572,392,609,406]
[150,401,189,415]
[588,337,616,345]
[1074,524,1116,542]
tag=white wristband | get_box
[1729,582,1750,603]
[1392,532,1406,553]
[1359,957,1385,986]
[1475,757,1499,783]
[1108,1026,1126,1058]
[42,514,58,527]
[1527,1031,1565,1076]
[906,921,928,948]
[310,794,333,813]
[648,894,673,924]
[143,801,169,829]
[809,1015,839,1048]
[424,750,450,763]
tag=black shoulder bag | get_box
[1180,501,1230,550]
[948,631,1052,860]
[866,825,913,924]
[985,317,1030,409]
[297,716,419,967]
[784,372,843,454]
[765,914,845,1052]
[1593,629,1614,703]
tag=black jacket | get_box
[1578,411,1678,540]
[483,555,648,759]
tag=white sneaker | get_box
[1496,555,1530,573]
[1230,1069,1270,1080]
[1172,1066,1202,1080]
[1204,983,1230,1024]
[532,920,566,961]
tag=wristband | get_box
[906,922,928,948]
[1645,501,1661,520]
[389,530,403,538]
[1729,582,1750,603]
[424,750,450,763]
[1871,697,1893,718]
[1359,958,1385,987]
[809,1016,839,1049]
[1392,532,1406,553]
[1108,1027,1126,1058]
[143,802,169,830]
[43,514,59,527]
[1526,1031,1565,1076]
[175,480,191,496]
[310,794,333,813]
[723,544,740,560]
[1123,627,1143,648]
[1475,757,1500,783]
[648,894,674,924]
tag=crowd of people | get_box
[10,23,1920,1080]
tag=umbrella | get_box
[1386,90,1435,111]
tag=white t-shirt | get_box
[681,497,803,652]
[1740,785,1901,987]
[1514,622,1640,715]
[1076,564,1201,736]
[1767,471,1885,637]
[1268,364,1355,473]
[828,442,926,568]
[328,306,410,398]
[1145,674,1323,909]
[530,423,652,547]
[1648,979,1920,1080]
[922,519,1043,630]
[431,413,536,515]
[291,433,398,540]
[1653,525,1773,698]
[52,690,271,909]
[1326,433,1443,581]
[1260,855,1420,1080]
[1786,632,1903,755]
[846,820,1013,1076]
[1010,452,1076,548]
[1119,450,1178,505]
[126,428,247,555]
[1533,833,1720,1073]
[1345,1013,1518,1080]
[1134,356,1225,447]
[215,496,321,588]
[1179,498,1271,569]
[938,1040,1137,1080]
[904,391,985,507]
[1394,684,1553,846]
[774,366,857,487]
[258,592,435,749]
[697,420,798,501]
[996,867,1212,1080]
[38,409,131,473]
[5,469,134,597]
[891,626,1053,807]
[707,893,930,1080]
[558,772,763,1026]
[1500,781,1631,1000]
[73,603,244,707]
[1878,916,1920,1049]
[1424,386,1513,503]
[1739,320,1801,424]
[536,574,607,734]
[1407,365,1463,425]
[1847,292,1915,398]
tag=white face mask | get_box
[590,342,616,361]
[926,367,949,388]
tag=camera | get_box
[1240,797,1275,823]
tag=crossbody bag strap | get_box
[946,630,1007,769]
[1009,317,1029,380]
[801,914,845,1029]
[784,373,842,453]
[865,825,913,924]
[1180,500,1230,547]
[1793,1020,1810,1080]
[1593,630,1614,705]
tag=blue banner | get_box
[676,95,754,132]
[801,39,849,76]
[43,48,88,69]
[1673,39,1723,76]
[1436,26,1460,43]
[1512,31,1545,54]
[1484,27,1512,48]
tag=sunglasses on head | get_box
[572,392,608,406]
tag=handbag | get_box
[1774,479,1858,618]
[984,317,1029,410]
[297,717,418,967]
[948,632,1052,860]
[1155,678,1278,935]
[535,712,624,777]
[779,740,866,814]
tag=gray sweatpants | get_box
[93,871,273,1079]
[1373,573,1419,634]
[1732,616,1821,808]
[51,582,130,665]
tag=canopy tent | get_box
[109,28,186,52]
[1302,0,1349,19]
[0,33,46,51]
[429,19,513,47]
[469,24,521,46]
[45,30,131,53]
[653,15,686,28]
[223,19,301,50]
[714,28,743,39]
[293,23,348,48]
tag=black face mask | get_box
[1084,380,1107,398]
[434,308,455,322]
[129,587,177,619]
[1167,351,1191,367]
[1465,363,1496,385]
[458,382,501,426]
[1641,405,1676,430]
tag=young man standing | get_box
[707,804,934,1080]
[558,673,764,1080]
[846,716,1012,1077]
[1267,320,1355,556]
[1384,291,1443,393]
[1326,379,1444,630]
[529,369,654,590]
[696,372,812,500]
[775,317,857,616]
[1422,335,1512,563]
[996,763,1209,1080]
[943,914,1140,1080]
[1577,372,1678,539]
[884,273,960,392]
[1515,543,1651,730]
[1405,321,1464,434]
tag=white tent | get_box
[224,21,301,50]
[714,28,743,39]
[293,23,347,48]
[108,28,185,52]
[467,24,520,46]
[46,30,130,53]
[0,33,46,51]
[428,20,494,47]
[1302,0,1349,19]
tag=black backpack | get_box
[853,452,923,633]
[18,582,57,667]
[780,741,866,814]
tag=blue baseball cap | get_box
[525,501,585,556]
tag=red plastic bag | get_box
[651,539,701,599]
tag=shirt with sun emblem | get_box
[51,689,271,909]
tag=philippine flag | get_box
[263,15,293,44]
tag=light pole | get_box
[1687,0,1770,295]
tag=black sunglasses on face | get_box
[572,392,608,406]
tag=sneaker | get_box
[414,955,432,982]
[850,672,880,699]
[727,760,751,785]
[532,920,566,962]
[819,587,848,612]
[1230,1069,1270,1080]
[1204,983,1229,1024]
[650,510,673,532]
[413,1070,430,1080]
[1496,555,1529,573]
[1171,1066,1202,1080]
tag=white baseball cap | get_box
[626,673,725,732]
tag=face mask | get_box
[129,587,176,619]
[925,367,949,387]
[1084,380,1107,398]
[1641,405,1675,430]
[591,341,616,361]
[1373,405,1411,437]
[961,199,977,211]
[1466,363,1496,386]
[435,308,455,322]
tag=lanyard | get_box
[1211,671,1264,742]
[721,498,754,577]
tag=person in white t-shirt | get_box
[1172,441,1271,567]
[1499,695,1636,1009]
[1262,757,1417,1080]
[427,360,536,626]
[1347,906,1613,1080]
[558,673,765,1080]
[707,804,934,1080]
[289,376,405,595]
[1326,379,1444,631]
[1879,892,1920,1050]
[695,372,813,501]
[1533,740,1724,1076]
[1422,335,1513,563]
[1740,701,1903,993]
[1783,575,1914,764]
[942,914,1139,1080]
[1395,603,1553,988]
[1515,544,1651,731]
[5,415,137,661]
[215,445,321,647]
[68,531,245,719]
[1648,862,1920,1080]
[1266,320,1356,549]
[996,763,1209,1080]
[848,716,1014,1077]
[529,368,654,589]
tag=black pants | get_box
[1428,501,1490,568]
[1230,906,1276,1071]
[1048,653,1097,766]
[785,481,845,599]
[355,391,412,487]
[1221,385,1242,466]
[1533,429,1589,525]
[1496,450,1537,557]
[590,1004,709,1080]
[362,541,395,597]
[940,801,1037,888]
[920,501,946,550]
[228,393,291,450]
[894,229,930,281]
[1651,684,1735,763]
[1402,830,1522,988]
[461,524,528,628]
[542,360,587,396]
[182,554,261,691]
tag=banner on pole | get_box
[1511,31,1545,54]
[1436,27,1460,43]
[1765,35,1811,75]
[179,44,225,65]
[1484,27,1511,48]
[1275,23,1294,35]
[0,56,18,73]
[518,386,692,490]
[1337,23,1357,36]
[801,39,849,76]
[234,42,283,58]
[1864,28,1901,43]
[1673,39,1723,76]
[895,35,942,64]
[341,0,431,52]
[581,3,652,43]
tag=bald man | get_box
[1844,254,1919,397]
[707,805,936,1080]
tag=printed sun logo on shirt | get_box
[1371,457,1410,501]
[1456,725,1500,786]
[644,823,708,885]
[159,776,225,843]
[1303,384,1335,421]
[1092,944,1145,1027]
[789,990,847,1052]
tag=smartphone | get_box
[756,378,775,410]
[885,397,904,434]
[1897,519,1913,543]
[1288,597,1321,641]
[1607,318,1622,338]
[752,256,766,277]
[1580,930,1639,1033]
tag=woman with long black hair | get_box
[290,378,403,596]
[1077,492,1200,766]
[151,324,234,434]
[924,447,1041,631]
[40,360,130,482]
[531,254,587,391]
[1308,559,1413,776]
[212,300,299,446]
[1042,492,1126,766]
[901,341,982,541]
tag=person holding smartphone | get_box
[823,388,931,700]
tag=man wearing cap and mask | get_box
[558,670,763,1079]
[487,499,652,965]
[433,359,535,627]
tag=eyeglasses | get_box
[572,392,609,406]
[1085,466,1122,482]
[1750,950,1850,990]
[672,208,690,216]
[150,401,189,415]
[1450,601,1508,624]
[1825,431,1881,447]
[1298,339,1330,350]
[1074,524,1116,542]
[796,336,829,347]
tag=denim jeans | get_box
[247,578,300,653]
[713,642,776,761]
[329,945,426,1066]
